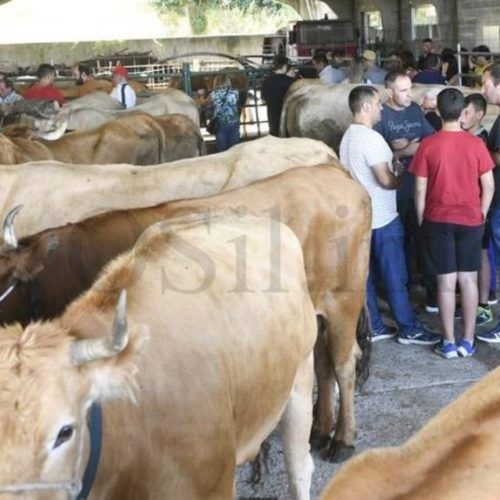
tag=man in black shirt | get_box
[478,64,500,343]
[261,55,295,137]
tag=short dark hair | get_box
[423,53,440,70]
[77,64,91,76]
[273,55,290,71]
[348,85,378,114]
[384,71,408,88]
[437,88,464,122]
[464,93,487,115]
[37,63,56,79]
[422,38,433,44]
[3,78,14,90]
[312,53,328,66]
[473,44,490,55]
[485,63,500,86]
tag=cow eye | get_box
[53,425,74,449]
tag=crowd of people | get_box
[3,47,500,359]
[340,65,500,359]
[0,62,137,109]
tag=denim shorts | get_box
[421,220,483,274]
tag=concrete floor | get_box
[236,299,500,499]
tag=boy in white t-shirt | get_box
[340,86,439,345]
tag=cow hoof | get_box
[309,433,330,451]
[320,441,355,463]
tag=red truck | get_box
[263,19,358,63]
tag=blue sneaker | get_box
[476,321,500,344]
[457,339,475,357]
[398,324,441,345]
[434,341,458,359]
[371,326,397,342]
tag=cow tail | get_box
[355,303,372,390]
[246,439,271,488]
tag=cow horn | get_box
[70,290,129,365]
[2,205,23,250]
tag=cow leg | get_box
[280,352,314,500]
[321,296,364,463]
[310,323,336,451]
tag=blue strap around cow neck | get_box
[77,403,103,500]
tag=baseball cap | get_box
[113,65,128,77]
[362,50,376,61]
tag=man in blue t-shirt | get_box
[374,71,435,308]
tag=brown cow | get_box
[1,112,204,165]
[0,213,317,499]
[0,133,52,163]
[0,164,371,461]
[320,365,500,499]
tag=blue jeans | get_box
[216,122,240,152]
[490,208,500,268]
[367,216,418,334]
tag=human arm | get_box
[371,162,401,190]
[414,176,428,226]
[391,137,421,159]
[480,171,494,220]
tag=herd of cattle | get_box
[0,79,499,499]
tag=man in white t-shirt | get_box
[110,65,136,109]
[339,85,440,345]
[312,52,345,84]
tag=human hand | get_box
[391,138,410,150]
[393,158,405,176]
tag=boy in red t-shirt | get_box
[409,88,494,359]
[24,64,65,106]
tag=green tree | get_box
[151,0,285,15]
[150,0,288,35]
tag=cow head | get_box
[0,207,59,304]
[18,107,69,141]
[0,291,148,499]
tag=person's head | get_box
[437,88,464,123]
[472,45,490,67]
[482,64,500,105]
[213,73,231,90]
[421,38,433,56]
[400,50,417,71]
[423,53,441,71]
[37,64,56,86]
[312,52,328,72]
[273,54,290,73]
[460,93,487,131]
[384,71,412,108]
[72,64,91,85]
[331,50,345,66]
[362,49,376,69]
[112,65,129,85]
[384,51,401,72]
[0,78,15,97]
[348,85,381,125]
[422,87,441,111]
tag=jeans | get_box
[216,121,240,152]
[490,208,500,290]
[367,216,418,334]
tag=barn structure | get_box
[0,1,500,499]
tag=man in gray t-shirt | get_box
[340,86,439,346]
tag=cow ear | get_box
[73,317,150,404]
